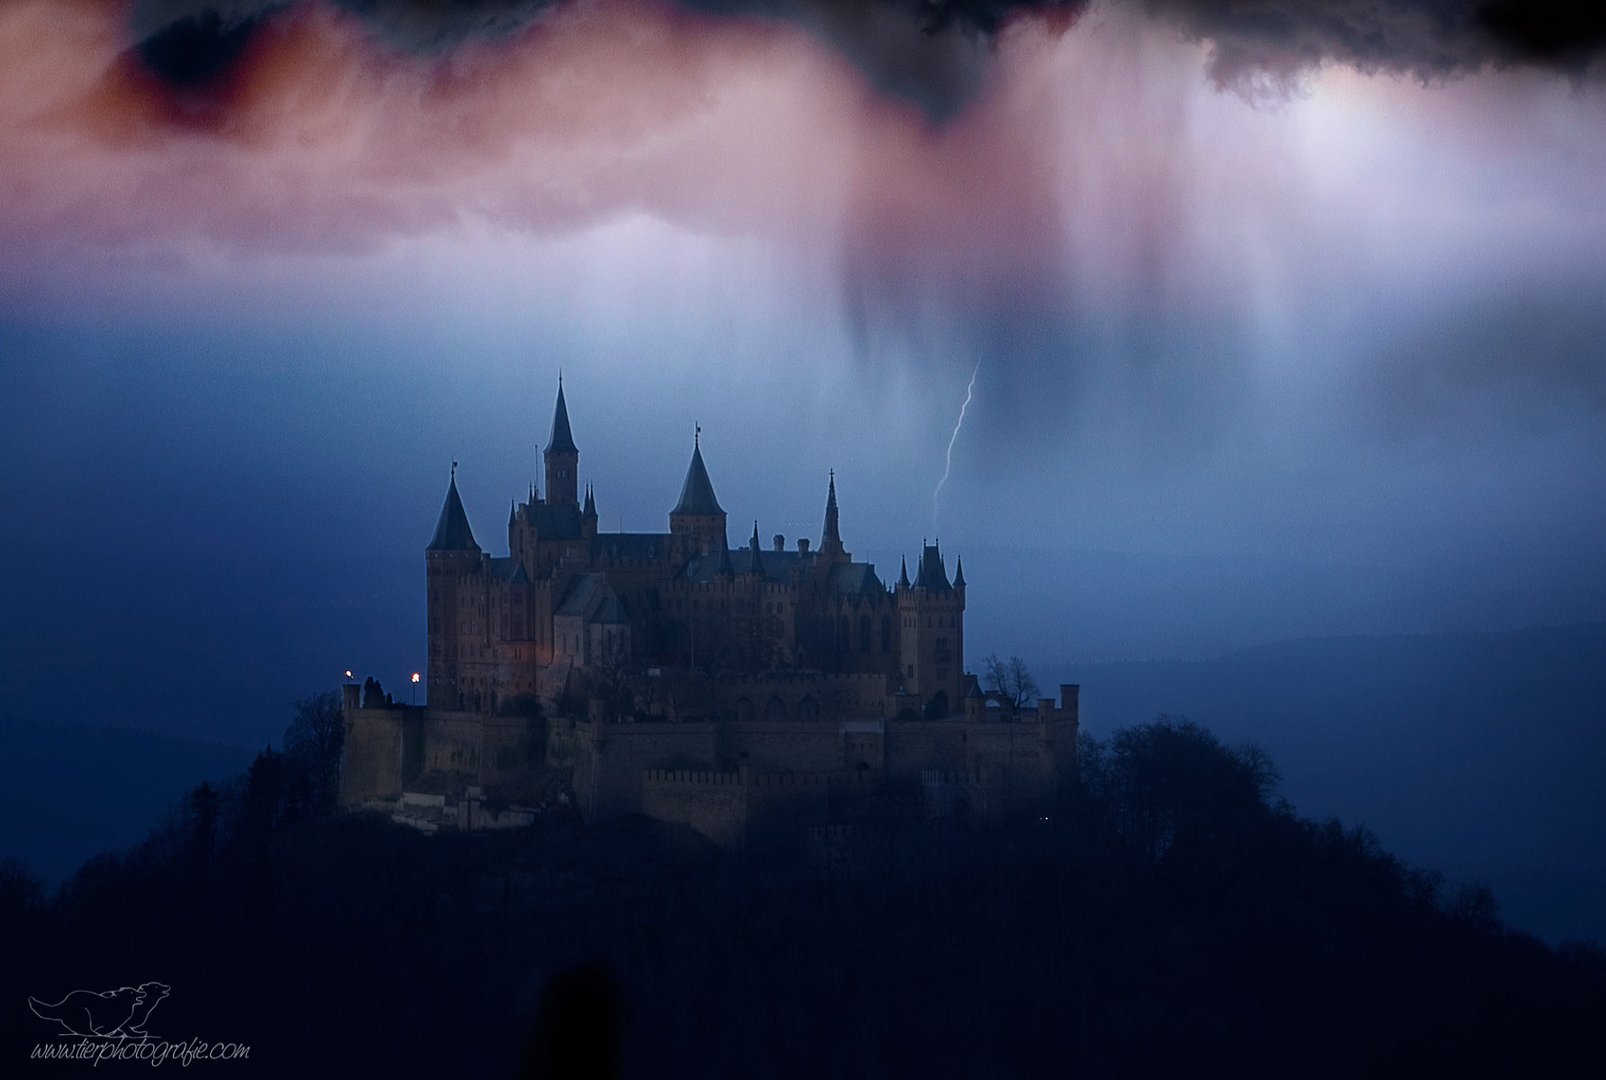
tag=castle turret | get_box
[426,464,483,711]
[669,428,727,558]
[543,378,579,508]
[897,540,964,718]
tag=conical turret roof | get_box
[672,432,725,516]
[427,468,480,552]
[547,380,578,456]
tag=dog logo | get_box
[28,982,170,1039]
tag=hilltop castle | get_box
[427,379,966,723]
[341,381,1079,846]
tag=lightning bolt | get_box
[933,360,980,533]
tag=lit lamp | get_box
[344,669,354,683]
[411,672,421,705]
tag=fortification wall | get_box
[422,712,483,779]
[340,705,424,807]
[641,769,748,849]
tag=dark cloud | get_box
[1140,0,1606,99]
[130,1,287,90]
[123,1,1606,112]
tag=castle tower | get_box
[426,464,482,711]
[896,540,965,718]
[543,378,579,508]
[819,470,848,563]
[669,428,727,557]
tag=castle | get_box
[341,381,1079,846]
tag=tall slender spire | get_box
[953,555,965,588]
[898,555,911,589]
[544,378,579,506]
[746,520,764,575]
[821,469,841,551]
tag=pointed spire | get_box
[427,467,480,552]
[822,469,841,550]
[582,483,597,519]
[953,555,965,588]
[746,520,764,575]
[509,500,517,527]
[672,433,725,516]
[898,555,911,589]
[547,379,578,455]
[716,531,735,577]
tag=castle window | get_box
[858,615,871,653]
[880,616,891,652]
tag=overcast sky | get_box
[1,1,1603,738]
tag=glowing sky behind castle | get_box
[2,1,1604,735]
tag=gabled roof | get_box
[487,557,527,584]
[427,473,480,552]
[827,562,883,596]
[672,438,725,516]
[547,381,578,456]
[556,572,624,620]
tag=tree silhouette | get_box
[285,691,345,816]
[982,653,1038,711]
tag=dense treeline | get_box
[3,713,1602,1077]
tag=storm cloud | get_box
[119,1,1606,114]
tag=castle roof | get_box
[427,472,480,552]
[826,562,883,596]
[487,556,528,584]
[547,381,578,456]
[556,573,626,624]
[523,502,584,540]
[672,437,725,517]
[915,543,951,591]
[589,533,669,561]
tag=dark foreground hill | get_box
[1051,623,1606,944]
[3,718,1603,1078]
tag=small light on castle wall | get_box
[411,672,421,705]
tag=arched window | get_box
[735,697,754,723]
[880,615,892,653]
[858,615,872,653]
[764,696,787,722]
